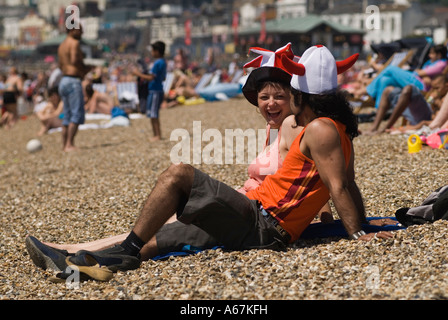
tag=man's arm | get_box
[15,76,23,94]
[71,40,86,70]
[346,144,367,224]
[132,67,155,82]
[71,41,93,77]
[303,119,392,240]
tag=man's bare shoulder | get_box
[58,38,68,53]
[304,118,340,146]
[59,36,79,51]
[306,118,337,133]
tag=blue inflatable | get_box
[197,83,243,101]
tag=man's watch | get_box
[349,230,366,240]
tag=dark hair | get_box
[433,73,448,83]
[291,88,359,140]
[47,86,59,97]
[255,79,290,94]
[151,41,166,56]
[432,44,447,59]
[85,83,94,98]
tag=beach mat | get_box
[299,217,405,239]
[151,217,405,261]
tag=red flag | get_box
[58,7,65,30]
[258,11,266,44]
[185,19,192,46]
[232,11,239,45]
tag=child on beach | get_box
[132,41,167,142]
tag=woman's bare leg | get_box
[43,233,128,254]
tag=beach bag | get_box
[394,185,448,226]
[426,129,448,149]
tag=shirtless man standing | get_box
[57,24,92,152]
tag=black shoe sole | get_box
[25,236,68,272]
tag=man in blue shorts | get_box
[132,41,167,141]
[57,24,93,152]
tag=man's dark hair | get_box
[291,88,359,140]
[151,41,166,56]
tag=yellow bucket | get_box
[408,134,422,153]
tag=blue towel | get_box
[299,217,405,239]
[152,245,222,261]
[151,217,405,261]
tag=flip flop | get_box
[48,271,93,284]
[65,256,113,282]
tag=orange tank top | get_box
[246,118,352,242]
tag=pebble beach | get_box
[1,97,448,301]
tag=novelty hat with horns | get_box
[281,45,359,94]
[242,43,299,106]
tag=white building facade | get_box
[36,0,106,21]
[276,0,307,19]
[322,1,428,51]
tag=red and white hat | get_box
[242,43,299,106]
[281,45,359,94]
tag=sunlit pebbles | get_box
[1,98,448,300]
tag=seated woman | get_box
[84,84,114,114]
[163,69,202,108]
[367,44,448,109]
[35,87,63,136]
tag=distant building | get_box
[2,17,20,48]
[276,0,307,19]
[2,0,442,63]
[0,3,28,48]
[321,0,430,51]
[412,5,448,44]
[18,10,51,50]
[238,14,364,58]
[100,0,181,54]
[36,0,106,22]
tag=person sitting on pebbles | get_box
[27,43,335,265]
[26,45,394,281]
[34,87,63,136]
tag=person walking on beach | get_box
[57,23,92,152]
[132,41,167,142]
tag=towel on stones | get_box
[151,217,405,260]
